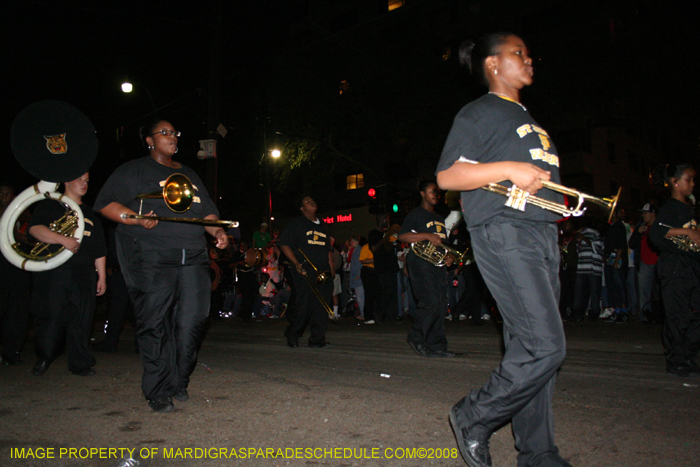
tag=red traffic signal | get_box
[367,188,376,198]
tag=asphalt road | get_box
[2,316,698,467]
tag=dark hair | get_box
[459,32,516,85]
[139,120,169,147]
[418,180,437,194]
[652,163,694,188]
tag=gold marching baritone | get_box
[119,173,239,228]
[658,223,700,252]
[460,157,621,222]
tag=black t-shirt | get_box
[94,156,219,250]
[279,216,331,272]
[435,93,563,227]
[649,198,700,258]
[29,200,107,270]
[368,228,398,273]
[399,207,447,259]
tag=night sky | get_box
[4,0,700,232]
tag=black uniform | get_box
[399,207,448,352]
[279,216,332,346]
[649,198,700,372]
[436,94,566,467]
[94,156,218,401]
[30,201,106,373]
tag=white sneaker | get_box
[481,314,491,321]
[445,313,453,321]
[600,307,615,319]
[364,320,376,325]
[458,314,467,321]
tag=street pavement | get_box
[2,316,698,466]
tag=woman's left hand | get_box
[96,277,107,296]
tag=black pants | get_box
[102,269,135,350]
[32,267,97,372]
[0,269,30,362]
[117,232,210,400]
[657,252,700,368]
[451,222,566,467]
[377,270,399,322]
[406,253,447,351]
[285,269,332,345]
[361,267,380,322]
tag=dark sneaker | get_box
[407,340,429,357]
[70,368,96,376]
[173,388,189,402]
[449,406,492,467]
[32,359,51,376]
[148,397,175,413]
[308,342,331,348]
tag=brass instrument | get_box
[120,173,239,228]
[296,247,335,318]
[658,223,700,253]
[21,200,80,260]
[410,231,470,267]
[461,158,621,223]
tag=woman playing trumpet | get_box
[649,163,700,378]
[435,33,570,467]
[94,120,228,413]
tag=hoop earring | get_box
[175,147,179,154]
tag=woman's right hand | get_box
[507,162,551,195]
[138,210,159,230]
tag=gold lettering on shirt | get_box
[529,149,559,167]
[517,124,533,138]
[538,134,551,151]
[426,221,447,239]
[306,230,327,246]
[85,218,94,226]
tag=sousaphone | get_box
[0,101,98,271]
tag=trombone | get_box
[461,158,621,223]
[120,173,239,228]
[296,247,335,318]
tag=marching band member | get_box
[436,32,571,467]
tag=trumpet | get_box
[658,223,700,253]
[120,173,239,228]
[461,158,621,223]
[296,247,335,318]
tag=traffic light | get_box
[368,187,381,214]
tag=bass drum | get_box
[244,248,268,268]
[0,181,85,271]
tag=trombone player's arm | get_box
[436,160,550,195]
[398,231,442,247]
[204,215,229,250]
[280,244,306,275]
[97,202,158,229]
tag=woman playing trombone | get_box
[435,33,571,467]
[94,120,228,413]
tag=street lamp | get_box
[260,148,282,229]
[121,80,157,118]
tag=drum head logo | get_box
[44,134,68,154]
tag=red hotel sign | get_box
[323,214,353,224]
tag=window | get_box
[388,0,405,12]
[346,173,364,190]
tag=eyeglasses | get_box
[150,129,181,137]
